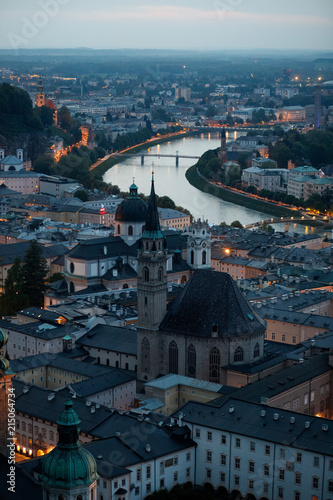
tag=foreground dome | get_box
[115,183,148,223]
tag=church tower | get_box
[186,219,211,269]
[41,400,98,500]
[35,76,45,107]
[137,173,168,381]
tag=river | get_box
[103,132,320,235]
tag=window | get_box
[209,347,220,383]
[221,454,227,466]
[169,341,178,374]
[282,334,286,342]
[195,428,201,439]
[160,478,164,489]
[206,450,212,462]
[280,448,285,459]
[328,480,333,493]
[249,479,254,490]
[143,267,149,282]
[329,459,333,471]
[312,476,319,489]
[206,469,211,479]
[313,456,320,467]
[220,472,226,482]
[146,465,151,479]
[186,467,191,478]
[253,342,260,358]
[265,445,271,455]
[296,452,302,463]
[249,461,255,473]
[278,486,284,498]
[207,431,212,441]
[234,346,244,362]
[160,462,164,475]
[304,394,308,405]
[158,266,163,281]
[295,472,301,484]
[135,486,139,495]
[141,337,150,374]
[293,397,300,410]
[264,464,270,476]
[174,456,178,466]
[146,483,151,494]
[173,471,178,482]
[250,441,255,451]
[235,437,241,448]
[272,332,276,340]
[187,344,196,377]
[263,483,269,494]
[136,469,141,481]
[292,336,297,343]
[186,452,191,462]
[221,434,226,444]
[234,475,240,486]
[294,492,300,500]
[279,468,285,480]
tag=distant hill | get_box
[0,83,43,138]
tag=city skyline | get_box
[0,0,333,52]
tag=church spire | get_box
[143,171,163,239]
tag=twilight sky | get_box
[1,0,332,52]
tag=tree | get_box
[21,240,49,308]
[33,154,54,175]
[35,105,54,127]
[58,106,72,130]
[75,189,88,202]
[0,258,29,315]
[230,220,243,228]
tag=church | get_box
[135,174,266,384]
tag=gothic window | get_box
[169,341,179,374]
[187,344,196,377]
[202,251,207,265]
[69,282,75,294]
[141,338,150,374]
[191,250,194,265]
[254,342,260,358]
[128,225,133,236]
[209,347,220,383]
[70,262,74,274]
[158,266,163,281]
[143,267,149,282]
[146,241,149,250]
[234,346,244,363]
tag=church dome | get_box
[115,183,148,223]
[42,400,98,489]
[0,328,9,349]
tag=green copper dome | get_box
[42,400,98,489]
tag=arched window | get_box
[209,347,220,383]
[128,225,133,236]
[106,358,110,366]
[77,495,83,500]
[49,431,54,441]
[144,267,149,282]
[70,262,74,274]
[58,495,65,500]
[190,250,194,265]
[28,424,32,433]
[158,241,161,250]
[125,362,129,369]
[42,428,46,438]
[158,266,163,281]
[141,337,150,374]
[145,241,149,250]
[22,422,26,431]
[187,344,196,377]
[69,281,75,294]
[115,361,119,368]
[169,341,179,374]
[123,283,129,289]
[97,357,100,364]
[117,224,120,234]
[254,342,260,358]
[202,250,206,265]
[99,494,103,500]
[234,346,244,363]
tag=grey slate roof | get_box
[172,397,333,456]
[0,241,68,266]
[76,324,137,355]
[160,269,266,338]
[66,368,136,397]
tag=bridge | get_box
[244,215,330,229]
[111,151,200,166]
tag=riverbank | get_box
[185,163,300,219]
[94,130,199,177]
